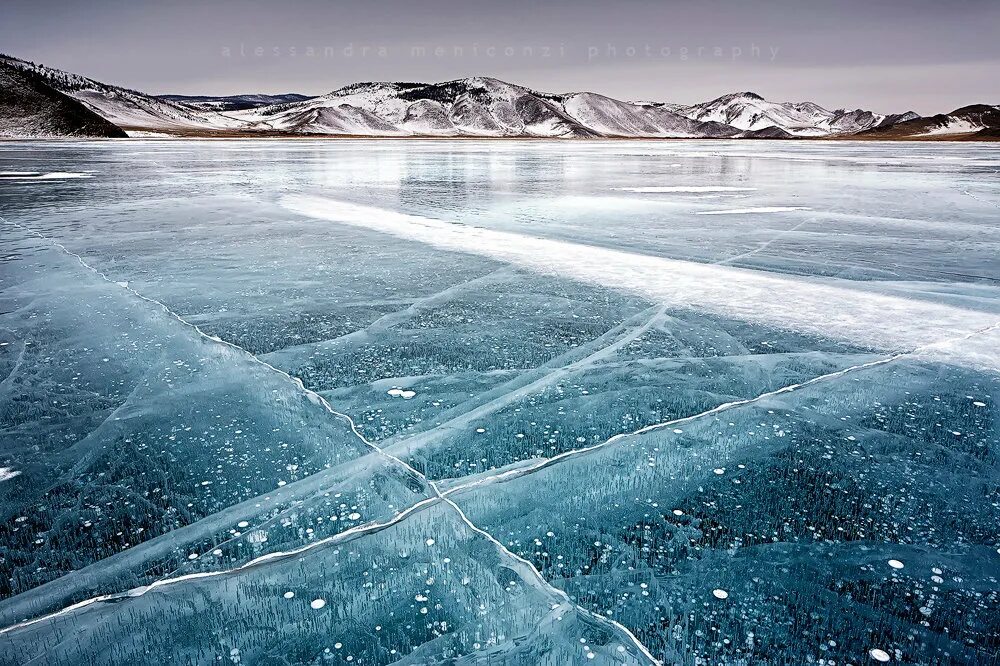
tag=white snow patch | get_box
[918,119,981,136]
[712,589,729,599]
[125,130,177,138]
[280,196,999,369]
[888,559,905,569]
[697,206,810,215]
[310,598,326,609]
[3,172,93,181]
[615,186,757,193]
[0,468,21,482]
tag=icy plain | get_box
[0,140,998,665]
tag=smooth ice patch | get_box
[888,559,905,569]
[281,195,998,368]
[387,388,416,399]
[696,206,811,215]
[615,186,757,193]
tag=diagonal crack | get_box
[9,214,996,664]
[261,265,517,361]
[441,316,1000,498]
[0,217,662,663]
[381,212,823,461]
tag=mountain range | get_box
[1,54,996,140]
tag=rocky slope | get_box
[0,60,127,138]
[157,93,314,112]
[857,104,1000,140]
[0,54,244,132]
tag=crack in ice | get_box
[0,216,662,664]
[441,318,1000,498]
[8,213,994,665]
[281,195,1000,370]
[0,496,442,637]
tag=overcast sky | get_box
[2,0,998,113]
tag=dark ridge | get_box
[739,125,795,139]
[156,93,315,111]
[0,60,127,137]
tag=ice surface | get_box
[0,139,998,664]
[0,229,431,625]
[450,353,1000,663]
[1,501,651,665]
[281,195,996,366]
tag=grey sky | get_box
[2,0,997,114]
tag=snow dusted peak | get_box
[710,91,766,104]
[458,76,518,91]
[429,76,538,100]
[328,81,419,97]
[788,100,830,114]
[673,91,916,136]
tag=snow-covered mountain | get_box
[233,77,739,138]
[0,52,993,140]
[0,60,127,138]
[673,91,918,137]
[0,55,245,132]
[858,104,1000,139]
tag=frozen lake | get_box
[0,140,998,664]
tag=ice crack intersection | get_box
[443,317,1000,497]
[7,215,995,664]
[0,216,661,664]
